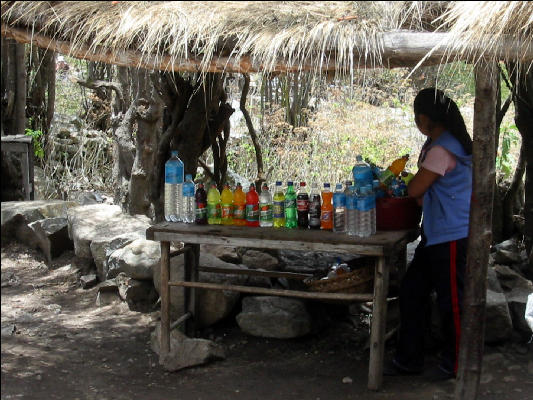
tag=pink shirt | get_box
[419,145,457,176]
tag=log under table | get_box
[146,222,419,391]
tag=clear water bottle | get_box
[333,183,346,233]
[259,184,273,227]
[352,155,373,192]
[356,185,374,237]
[182,174,196,223]
[346,185,357,236]
[164,150,184,222]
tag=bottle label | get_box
[165,167,179,184]
[296,199,309,212]
[246,204,259,221]
[183,184,195,197]
[259,204,273,221]
[195,203,207,218]
[221,204,233,219]
[207,203,221,218]
[321,210,332,222]
[333,195,345,208]
[273,201,285,218]
[285,199,296,209]
[234,204,245,220]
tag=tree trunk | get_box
[455,62,498,400]
[14,41,26,136]
[502,140,526,238]
[240,74,264,183]
[45,51,56,136]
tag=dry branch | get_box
[240,73,264,181]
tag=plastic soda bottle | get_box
[233,183,246,226]
[352,155,373,191]
[273,181,285,228]
[320,183,333,230]
[246,183,260,227]
[380,154,409,186]
[309,183,321,230]
[164,150,184,222]
[259,184,273,227]
[221,184,234,225]
[333,183,346,233]
[195,182,208,225]
[284,181,297,228]
[182,174,196,223]
[297,181,310,229]
[207,184,221,225]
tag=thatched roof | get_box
[1,1,532,74]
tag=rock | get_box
[495,265,533,334]
[153,253,249,328]
[236,296,312,339]
[90,233,141,281]
[28,217,72,265]
[80,274,98,289]
[67,204,151,259]
[494,249,522,265]
[487,266,503,292]
[485,289,513,343]
[493,239,518,254]
[72,191,105,205]
[1,324,16,337]
[201,244,241,264]
[1,200,77,245]
[115,272,158,312]
[277,249,357,270]
[106,239,159,280]
[95,280,121,306]
[150,324,225,371]
[241,249,280,271]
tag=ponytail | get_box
[414,88,473,155]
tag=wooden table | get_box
[146,222,419,390]
[1,135,34,200]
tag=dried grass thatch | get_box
[1,1,532,74]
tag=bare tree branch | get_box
[240,73,264,180]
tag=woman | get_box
[387,88,472,380]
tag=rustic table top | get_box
[1,135,32,143]
[147,222,419,256]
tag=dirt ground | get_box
[2,242,532,400]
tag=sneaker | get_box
[425,364,455,381]
[383,357,423,376]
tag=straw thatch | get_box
[1,1,532,74]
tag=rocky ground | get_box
[2,242,533,400]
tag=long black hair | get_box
[413,88,472,155]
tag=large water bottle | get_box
[356,185,374,237]
[352,155,373,191]
[182,174,196,223]
[346,185,357,236]
[333,183,346,233]
[259,183,273,227]
[164,150,184,222]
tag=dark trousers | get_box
[396,234,467,373]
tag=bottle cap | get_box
[324,183,330,188]
[300,182,306,186]
[276,181,282,186]
[335,183,343,190]
[311,182,318,188]
[170,150,178,156]
[356,155,363,161]
[287,181,293,186]
[186,174,192,181]
[345,181,352,186]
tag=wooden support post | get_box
[184,243,200,337]
[368,255,389,391]
[455,62,498,400]
[160,241,171,358]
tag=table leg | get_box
[184,243,200,337]
[160,241,170,359]
[368,255,390,391]
[28,144,34,200]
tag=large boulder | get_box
[236,296,312,339]
[201,244,241,264]
[67,204,150,259]
[153,252,249,328]
[150,324,225,371]
[27,217,73,265]
[115,272,158,312]
[495,265,533,334]
[241,249,280,271]
[107,239,159,280]
[485,289,513,343]
[1,200,77,245]
[277,249,357,273]
[90,233,143,281]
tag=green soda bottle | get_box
[207,184,221,224]
[284,181,297,229]
[273,181,285,228]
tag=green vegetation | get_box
[25,127,45,159]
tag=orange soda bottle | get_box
[380,154,409,186]
[233,183,246,226]
[320,183,333,230]
[221,184,234,225]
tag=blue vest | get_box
[421,131,472,246]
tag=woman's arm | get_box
[407,167,440,198]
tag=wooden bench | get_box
[146,223,419,390]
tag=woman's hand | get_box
[407,167,440,198]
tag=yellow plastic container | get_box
[221,184,234,225]
[233,183,246,226]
